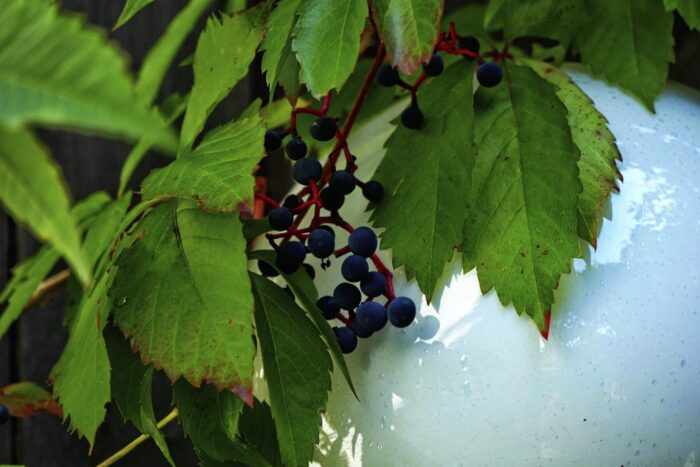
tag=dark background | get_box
[1,1,699,465]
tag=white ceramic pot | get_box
[312,70,700,466]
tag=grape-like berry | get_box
[293,157,322,185]
[310,117,337,141]
[459,36,480,55]
[356,301,388,332]
[401,104,423,130]
[334,326,358,354]
[276,241,307,274]
[348,226,378,258]
[352,318,374,338]
[387,296,416,328]
[477,62,502,87]
[258,260,279,278]
[362,180,384,203]
[329,170,356,195]
[333,283,362,310]
[360,271,387,297]
[285,136,307,160]
[320,187,345,211]
[423,54,444,77]
[268,206,293,231]
[377,64,399,87]
[304,263,315,279]
[308,228,335,258]
[283,194,302,209]
[341,255,369,282]
[317,296,340,320]
[264,130,282,152]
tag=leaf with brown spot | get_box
[0,382,62,418]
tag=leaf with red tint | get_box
[0,382,63,418]
[371,0,444,74]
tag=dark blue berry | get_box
[320,187,344,211]
[258,260,279,278]
[423,54,444,76]
[348,227,377,258]
[303,263,315,279]
[268,206,293,231]
[275,241,307,274]
[0,404,9,424]
[362,180,384,203]
[356,301,388,332]
[360,271,387,297]
[310,117,337,141]
[333,283,362,310]
[264,130,282,152]
[334,326,358,353]
[341,255,369,282]
[293,157,322,185]
[329,170,356,195]
[318,225,335,237]
[387,296,416,328]
[377,64,399,87]
[459,36,480,55]
[352,317,374,338]
[477,62,502,87]
[401,104,423,130]
[283,194,302,209]
[317,296,340,320]
[308,228,335,258]
[285,137,307,160]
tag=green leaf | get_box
[180,5,268,149]
[664,0,700,30]
[82,195,132,274]
[525,60,622,247]
[114,0,154,30]
[250,274,332,467]
[110,200,255,399]
[0,125,89,284]
[371,61,476,302]
[0,381,62,418]
[135,0,213,104]
[237,400,282,466]
[502,0,587,46]
[51,271,112,444]
[104,325,174,466]
[261,0,303,93]
[173,380,246,462]
[574,0,674,111]
[371,0,444,74]
[464,63,580,331]
[248,250,356,398]
[118,93,188,197]
[0,0,176,151]
[0,191,111,337]
[292,0,368,97]
[143,115,263,212]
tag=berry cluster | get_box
[258,90,416,354]
[255,23,505,354]
[376,26,503,130]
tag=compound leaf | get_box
[503,0,587,47]
[574,0,674,111]
[371,0,444,74]
[261,0,303,94]
[251,274,332,467]
[114,0,154,30]
[110,200,255,401]
[526,60,622,247]
[0,0,176,151]
[464,62,580,333]
[142,115,263,212]
[180,5,268,149]
[292,0,368,97]
[371,61,476,302]
[0,125,89,284]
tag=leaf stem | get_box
[23,269,71,311]
[96,407,179,467]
